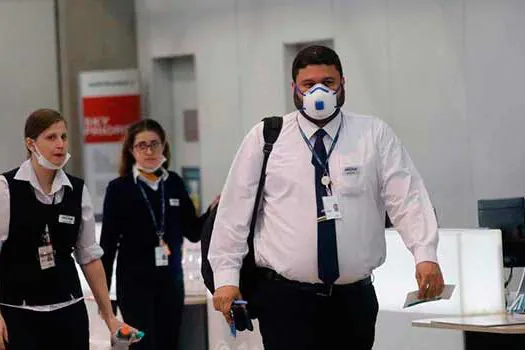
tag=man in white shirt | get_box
[209,45,444,349]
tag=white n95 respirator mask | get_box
[298,83,341,120]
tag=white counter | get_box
[206,228,505,350]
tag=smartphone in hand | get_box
[230,300,253,335]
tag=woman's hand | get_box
[104,314,122,336]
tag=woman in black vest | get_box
[0,109,133,349]
[100,119,215,349]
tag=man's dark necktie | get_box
[313,129,340,284]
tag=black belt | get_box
[257,267,372,297]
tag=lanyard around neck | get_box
[137,180,166,239]
[297,115,343,175]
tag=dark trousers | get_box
[254,275,379,350]
[118,275,185,350]
[0,300,89,350]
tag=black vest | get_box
[0,168,84,305]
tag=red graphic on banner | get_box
[83,95,140,143]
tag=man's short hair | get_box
[292,45,343,82]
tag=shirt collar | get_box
[296,110,343,141]
[132,164,169,185]
[14,159,72,196]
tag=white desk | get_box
[412,314,525,350]
[413,314,525,334]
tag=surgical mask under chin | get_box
[298,83,340,120]
[136,156,167,174]
[32,145,71,170]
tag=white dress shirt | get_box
[209,110,438,288]
[0,160,103,265]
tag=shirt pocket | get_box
[337,161,367,196]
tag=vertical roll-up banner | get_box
[79,69,141,217]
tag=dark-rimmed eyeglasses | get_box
[133,140,163,152]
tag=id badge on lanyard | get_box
[298,115,344,222]
[138,181,171,267]
[155,248,169,266]
[320,176,342,221]
[38,224,55,270]
[155,236,171,266]
[322,195,342,220]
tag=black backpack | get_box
[200,116,283,318]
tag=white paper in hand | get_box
[403,284,455,308]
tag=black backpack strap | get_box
[262,116,283,151]
[248,117,283,241]
[200,117,283,296]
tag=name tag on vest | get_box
[58,215,75,225]
[169,198,180,207]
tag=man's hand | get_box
[213,285,242,324]
[0,312,8,350]
[416,261,444,299]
